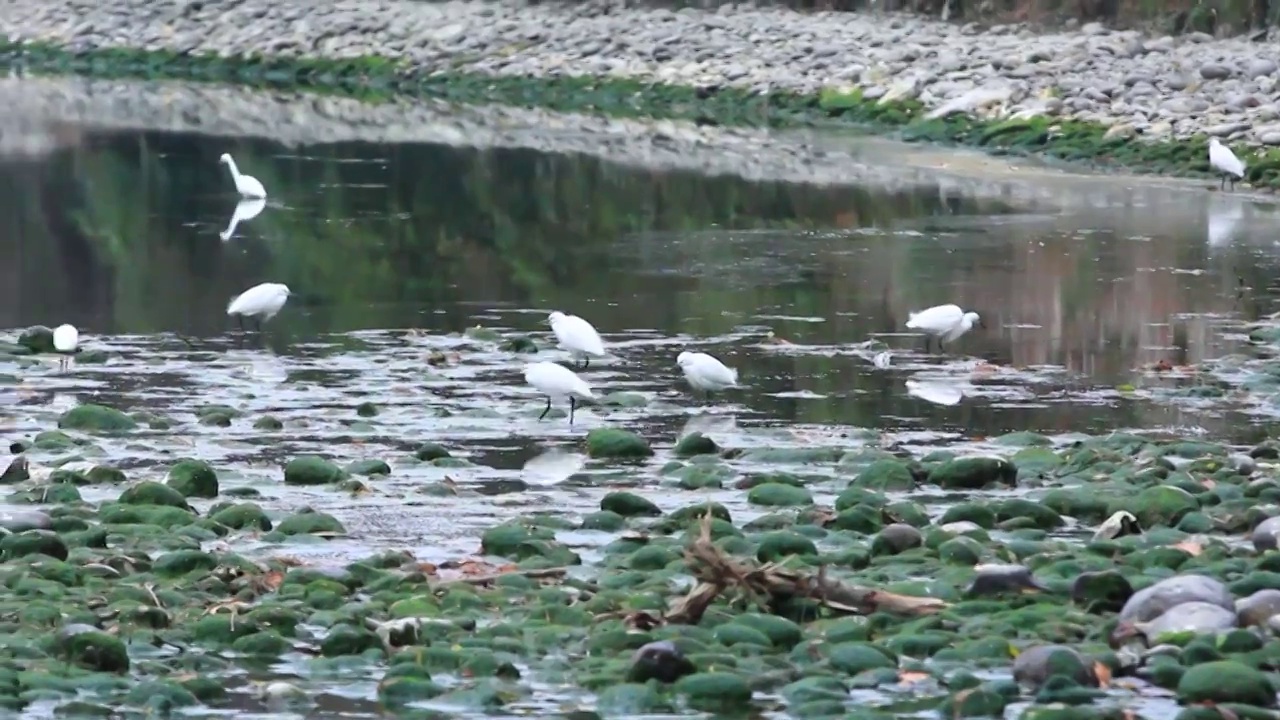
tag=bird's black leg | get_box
[254,317,263,333]
[236,315,244,332]
[569,397,577,425]
[538,397,551,421]
[938,339,948,354]
[581,357,590,371]
[1230,177,1237,192]
[923,335,932,354]
[1221,175,1226,191]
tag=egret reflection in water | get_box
[220,198,267,241]
[906,377,965,406]
[521,447,588,487]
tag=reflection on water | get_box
[5,125,1280,442]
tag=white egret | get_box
[676,351,739,400]
[525,361,593,425]
[219,198,267,241]
[1208,138,1246,192]
[547,311,605,369]
[219,153,267,199]
[52,323,79,371]
[226,282,292,332]
[872,350,892,369]
[905,304,984,353]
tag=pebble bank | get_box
[3,0,1280,150]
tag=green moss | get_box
[2,41,1278,187]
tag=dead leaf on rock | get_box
[898,670,931,685]
[1093,661,1111,688]
[260,571,285,592]
[1171,540,1203,557]
[417,562,439,575]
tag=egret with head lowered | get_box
[547,311,605,369]
[219,153,267,199]
[906,303,984,354]
[227,282,292,332]
[525,361,593,425]
[1208,138,1246,192]
[52,324,79,371]
[676,351,739,401]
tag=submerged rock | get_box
[283,456,345,485]
[17,325,55,354]
[1236,589,1280,627]
[1177,660,1276,707]
[586,428,654,459]
[1070,570,1134,614]
[674,432,718,458]
[1012,645,1099,691]
[57,404,137,432]
[967,564,1047,597]
[928,456,1016,489]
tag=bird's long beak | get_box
[979,318,988,329]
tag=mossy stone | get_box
[283,456,344,485]
[232,631,292,656]
[0,530,68,561]
[63,631,128,673]
[829,505,882,534]
[18,325,55,353]
[1176,660,1275,707]
[596,683,670,715]
[346,459,391,476]
[275,510,345,536]
[938,536,985,565]
[580,510,626,531]
[851,459,916,491]
[153,550,218,577]
[586,428,654,459]
[674,672,752,712]
[713,623,773,648]
[1110,486,1199,528]
[210,503,272,531]
[601,491,661,517]
[756,531,818,562]
[735,612,803,649]
[828,642,895,674]
[747,482,813,507]
[929,457,1017,489]
[414,443,452,461]
[166,459,219,498]
[674,432,719,458]
[117,481,190,509]
[321,625,382,656]
[57,404,137,432]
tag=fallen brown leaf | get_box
[1172,540,1203,557]
[1199,477,1216,490]
[1093,661,1111,688]
[260,570,285,592]
[952,688,975,719]
[417,562,438,575]
[898,670,931,685]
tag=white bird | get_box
[52,323,79,371]
[227,282,292,332]
[219,153,267,199]
[525,361,594,425]
[905,304,984,354]
[676,351,739,400]
[1208,138,1246,192]
[219,198,267,241]
[547,311,605,369]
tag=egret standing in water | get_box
[676,351,739,400]
[219,153,267,199]
[547,311,605,369]
[227,282,292,332]
[1208,138,1246,192]
[525,361,594,425]
[52,323,79,371]
[906,304,984,354]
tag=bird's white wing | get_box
[227,283,275,315]
[694,355,738,386]
[906,304,963,332]
[1211,143,1246,178]
[558,315,605,355]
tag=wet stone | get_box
[283,456,345,485]
[166,459,219,498]
[586,428,654,459]
[57,404,137,433]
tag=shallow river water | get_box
[4,103,1280,717]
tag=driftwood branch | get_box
[664,511,948,624]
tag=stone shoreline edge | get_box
[3,39,1280,190]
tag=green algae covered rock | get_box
[1176,660,1276,707]
[1109,485,1199,528]
[601,491,661,517]
[18,325,55,353]
[57,404,137,432]
[210,502,272,531]
[756,531,817,562]
[929,457,1017,489]
[284,456,344,485]
[275,510,345,536]
[850,458,916,491]
[59,629,129,673]
[586,428,654,459]
[0,530,68,561]
[828,642,896,674]
[346,459,392,476]
[118,481,191,509]
[675,672,752,712]
[747,482,813,507]
[674,432,719,458]
[167,459,219,498]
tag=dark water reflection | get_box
[5,127,1280,443]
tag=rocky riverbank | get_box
[2,0,1280,185]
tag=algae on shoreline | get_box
[1,40,1279,190]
